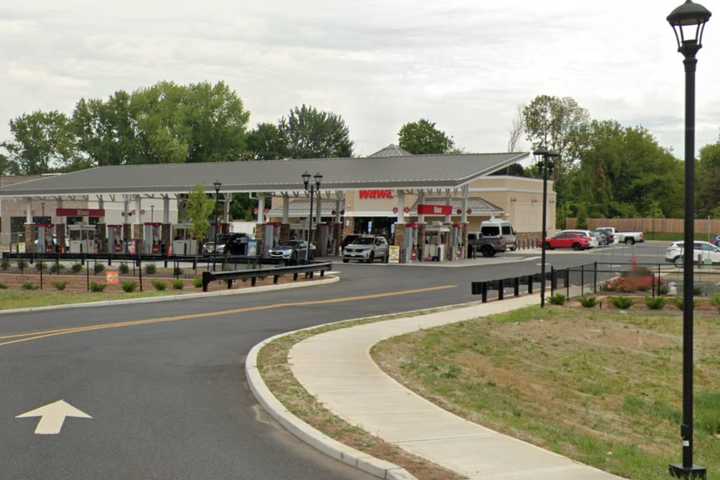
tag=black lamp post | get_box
[533,147,559,308]
[302,171,323,263]
[667,2,711,478]
[213,181,222,260]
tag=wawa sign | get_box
[359,190,394,200]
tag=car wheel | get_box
[625,238,635,246]
[674,256,684,268]
[480,246,495,257]
[367,252,375,263]
[572,243,583,251]
[544,242,553,250]
[342,259,349,263]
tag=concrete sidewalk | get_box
[290,296,622,480]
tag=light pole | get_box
[533,147,559,308]
[667,2,711,478]
[302,171,322,263]
[213,181,222,260]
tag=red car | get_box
[544,232,591,250]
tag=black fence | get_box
[201,262,332,292]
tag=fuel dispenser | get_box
[450,224,463,261]
[172,224,198,256]
[423,223,449,262]
[143,223,163,255]
[404,224,417,263]
[107,225,124,253]
[68,224,97,254]
[37,224,55,253]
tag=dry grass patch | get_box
[372,306,720,480]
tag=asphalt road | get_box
[0,243,665,480]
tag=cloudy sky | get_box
[1,0,718,157]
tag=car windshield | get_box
[352,238,375,245]
[279,241,300,247]
[481,226,501,236]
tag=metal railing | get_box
[201,262,332,292]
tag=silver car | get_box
[342,236,389,263]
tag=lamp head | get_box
[668,0,712,56]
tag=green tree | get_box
[697,143,720,217]
[398,119,454,154]
[279,105,353,158]
[186,185,216,241]
[3,111,79,174]
[246,123,287,160]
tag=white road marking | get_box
[16,400,92,435]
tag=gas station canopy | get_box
[0,152,528,198]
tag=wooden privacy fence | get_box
[566,217,720,234]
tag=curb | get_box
[0,275,339,316]
[246,325,420,480]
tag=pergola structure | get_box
[0,151,529,260]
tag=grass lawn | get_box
[0,289,178,310]
[372,306,720,480]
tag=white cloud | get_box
[0,0,718,157]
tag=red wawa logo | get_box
[359,190,394,200]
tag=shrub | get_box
[21,282,37,290]
[53,281,67,291]
[605,275,657,293]
[548,294,566,305]
[89,282,106,293]
[693,286,703,296]
[0,259,10,270]
[93,263,105,274]
[172,279,184,290]
[35,262,47,272]
[144,264,157,275]
[675,296,695,310]
[17,260,28,270]
[610,296,633,310]
[71,263,83,273]
[49,263,65,274]
[121,281,138,293]
[658,283,670,296]
[579,296,598,308]
[0,282,8,289]
[192,277,203,289]
[645,296,666,310]
[152,280,167,291]
[712,294,720,310]
[119,263,130,274]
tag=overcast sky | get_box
[1,0,718,158]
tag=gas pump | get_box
[450,224,462,261]
[172,223,198,256]
[143,223,163,255]
[404,224,417,263]
[263,223,278,255]
[68,225,97,254]
[107,225,124,254]
[37,224,55,253]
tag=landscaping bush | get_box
[172,279,184,290]
[548,294,566,305]
[605,274,658,293]
[0,282,8,289]
[579,296,598,308]
[658,283,670,296]
[152,280,167,291]
[645,296,666,310]
[693,286,703,296]
[610,296,633,310]
[53,281,67,291]
[49,263,65,274]
[192,277,203,289]
[71,263,83,273]
[21,282,38,290]
[17,260,28,270]
[121,281,138,293]
[0,259,10,270]
[93,263,105,274]
[144,264,157,275]
[35,262,47,272]
[712,294,720,310]
[89,282,106,293]
[119,263,130,275]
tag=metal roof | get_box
[0,152,528,198]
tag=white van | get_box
[480,219,517,251]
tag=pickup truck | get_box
[596,227,644,245]
[467,232,507,257]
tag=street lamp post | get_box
[533,147,559,308]
[302,172,323,263]
[667,2,711,478]
[213,181,222,262]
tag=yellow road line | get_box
[0,285,456,349]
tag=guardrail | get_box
[201,262,332,292]
[471,274,544,303]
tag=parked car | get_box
[467,232,507,258]
[562,230,599,248]
[665,241,720,267]
[593,228,613,245]
[341,234,361,249]
[596,227,644,245]
[712,234,720,247]
[479,219,517,251]
[342,236,389,263]
[202,233,250,255]
[268,240,313,264]
[544,232,591,250]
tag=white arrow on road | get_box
[16,400,92,435]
